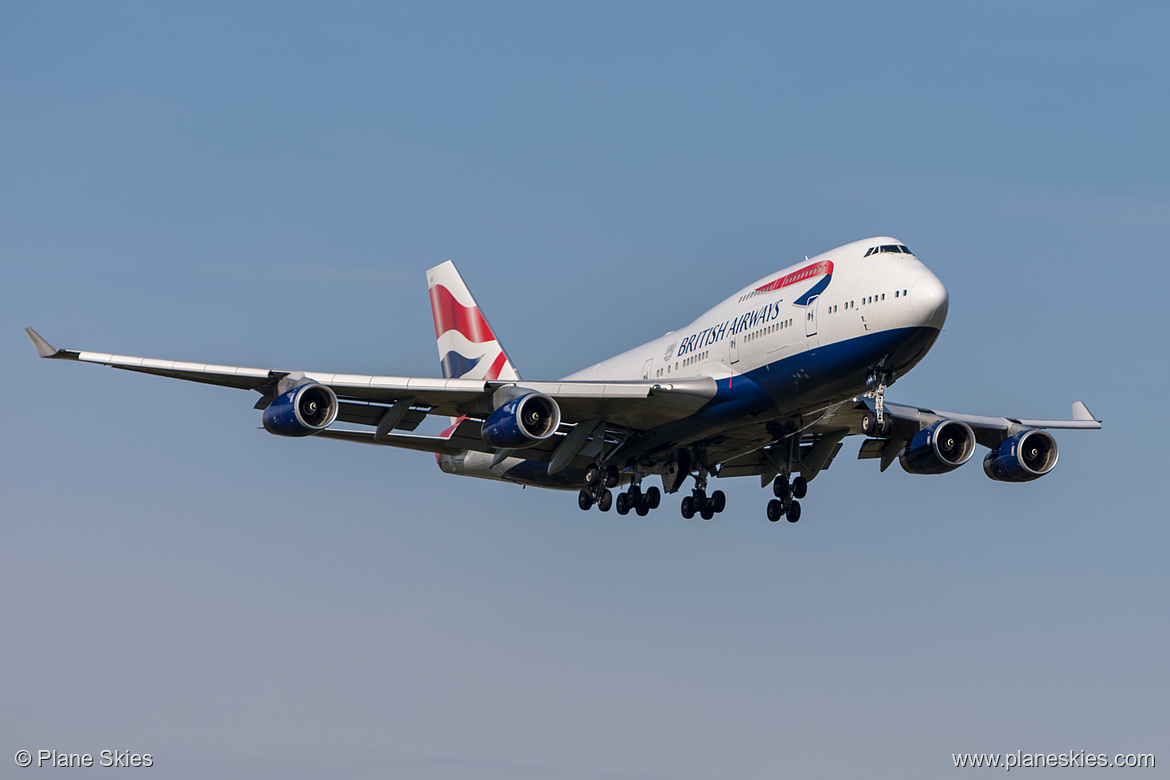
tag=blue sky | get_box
[3,3,1168,778]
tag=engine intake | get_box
[262,382,339,437]
[983,429,1058,482]
[899,419,976,475]
[482,392,561,448]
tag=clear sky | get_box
[3,2,1168,778]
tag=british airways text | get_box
[677,301,786,357]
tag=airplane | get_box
[25,236,1101,523]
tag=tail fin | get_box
[426,260,521,381]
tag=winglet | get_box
[1071,401,1097,422]
[25,327,60,358]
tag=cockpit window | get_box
[865,244,915,257]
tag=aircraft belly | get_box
[750,325,938,405]
[627,326,940,459]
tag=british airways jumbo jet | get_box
[25,237,1100,523]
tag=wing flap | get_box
[335,401,426,431]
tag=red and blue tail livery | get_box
[427,260,520,382]
[26,236,1100,524]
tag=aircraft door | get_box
[805,296,819,337]
[642,358,654,380]
[729,336,740,364]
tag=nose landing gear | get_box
[863,369,896,436]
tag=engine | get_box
[481,392,561,448]
[261,382,339,437]
[899,419,976,475]
[983,429,1059,482]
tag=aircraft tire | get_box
[772,475,790,499]
[646,486,661,509]
[616,492,630,515]
[711,490,726,513]
[598,489,613,512]
[604,465,619,488]
[635,499,650,517]
[578,489,593,511]
[878,415,893,436]
[792,476,807,499]
[681,496,695,519]
[700,506,715,521]
[767,499,783,522]
[585,464,601,487]
[786,500,801,523]
[862,411,878,436]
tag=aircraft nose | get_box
[910,273,949,329]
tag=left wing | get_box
[24,327,716,435]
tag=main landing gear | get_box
[616,483,661,516]
[766,473,806,523]
[579,462,664,516]
[679,470,726,521]
[578,463,620,512]
[680,488,726,521]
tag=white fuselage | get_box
[563,236,947,384]
[445,236,949,486]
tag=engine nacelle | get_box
[481,392,561,448]
[261,382,339,437]
[899,419,976,475]
[983,429,1058,482]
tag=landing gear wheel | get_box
[767,499,783,522]
[772,474,790,499]
[878,415,893,436]
[681,496,696,519]
[792,476,807,500]
[646,486,661,509]
[711,490,726,513]
[635,498,650,517]
[584,464,601,487]
[598,489,613,512]
[786,500,801,523]
[578,489,593,511]
[700,506,715,521]
[862,411,878,436]
[616,492,630,515]
[627,483,641,502]
[604,465,619,488]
